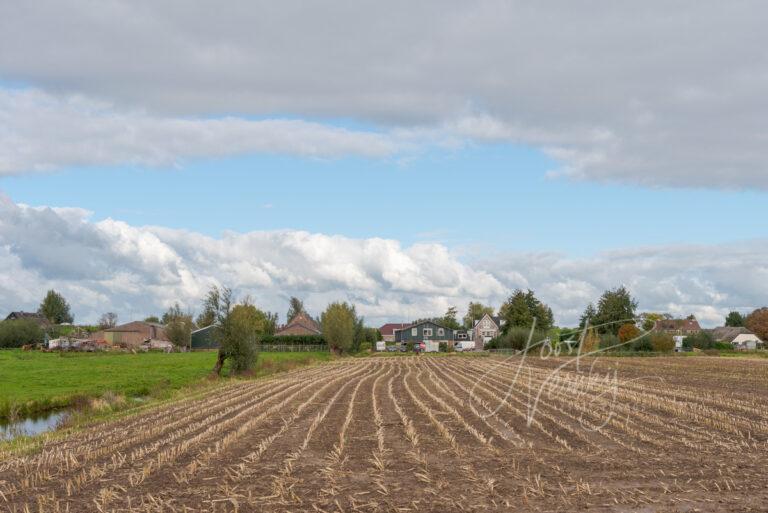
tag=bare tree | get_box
[99,312,118,329]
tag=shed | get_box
[191,324,219,350]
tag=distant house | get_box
[191,324,219,350]
[395,320,454,348]
[4,311,50,328]
[473,313,505,350]
[379,323,410,342]
[653,317,702,336]
[275,312,321,337]
[708,327,763,351]
[95,321,169,347]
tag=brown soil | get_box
[1,356,767,512]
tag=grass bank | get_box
[0,349,331,419]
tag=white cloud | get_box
[475,245,768,327]
[1,195,765,327]
[0,89,408,175]
[0,194,505,324]
[2,2,768,187]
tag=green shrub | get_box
[631,337,654,352]
[599,333,621,350]
[684,331,715,350]
[260,334,326,345]
[438,342,448,352]
[0,320,44,348]
[496,327,549,351]
[713,342,733,351]
[650,333,675,352]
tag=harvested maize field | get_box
[2,356,767,512]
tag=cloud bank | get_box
[1,195,764,327]
[2,2,768,187]
[0,89,406,175]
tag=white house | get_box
[709,327,763,351]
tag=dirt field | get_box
[1,355,767,512]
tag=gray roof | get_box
[475,313,503,328]
[707,326,756,343]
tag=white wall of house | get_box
[732,334,760,350]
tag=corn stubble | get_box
[1,356,767,512]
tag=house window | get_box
[483,320,491,328]
[437,328,444,336]
[423,328,433,337]
[411,327,417,336]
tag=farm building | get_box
[191,324,219,350]
[4,311,50,327]
[709,327,764,350]
[653,316,702,336]
[395,320,454,348]
[275,312,321,336]
[94,321,169,348]
[379,323,410,342]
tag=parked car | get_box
[386,344,398,352]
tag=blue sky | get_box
[2,140,766,257]
[2,2,768,326]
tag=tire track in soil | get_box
[290,363,386,511]
[393,359,505,512]
[22,364,362,512]
[247,364,382,510]
[93,362,377,512]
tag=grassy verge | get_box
[0,349,331,419]
[0,349,332,457]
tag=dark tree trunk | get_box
[211,349,226,376]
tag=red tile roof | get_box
[379,323,410,336]
[654,318,701,332]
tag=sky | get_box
[0,1,767,327]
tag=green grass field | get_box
[0,349,331,419]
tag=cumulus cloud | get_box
[2,1,768,187]
[1,195,765,327]
[475,246,768,327]
[0,195,505,324]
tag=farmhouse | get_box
[95,321,169,348]
[275,311,321,336]
[473,313,505,350]
[653,316,702,336]
[379,323,410,342]
[395,320,454,350]
[4,311,50,327]
[708,326,764,351]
